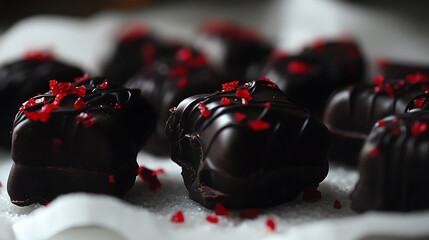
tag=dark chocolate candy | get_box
[376,59,429,79]
[125,47,222,155]
[7,77,156,206]
[0,53,84,149]
[195,20,272,83]
[264,39,365,116]
[350,112,429,212]
[323,73,429,165]
[165,80,329,209]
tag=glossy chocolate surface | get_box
[377,60,429,79]
[323,73,429,164]
[0,57,84,149]
[350,112,429,212]
[8,77,156,206]
[165,80,329,209]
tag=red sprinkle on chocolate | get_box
[25,103,58,122]
[334,200,342,209]
[259,76,270,81]
[385,84,394,98]
[206,215,219,224]
[268,83,277,88]
[413,98,426,108]
[53,139,62,147]
[411,121,428,136]
[220,97,231,105]
[392,128,400,135]
[222,81,239,92]
[138,166,162,190]
[176,48,193,62]
[265,102,271,108]
[141,42,156,65]
[74,85,86,97]
[50,80,59,95]
[239,209,260,219]
[215,203,230,216]
[108,174,115,183]
[115,103,122,109]
[373,75,384,86]
[97,80,109,89]
[75,112,97,128]
[177,77,188,89]
[266,219,276,231]
[407,73,429,83]
[171,211,185,223]
[236,88,252,100]
[288,61,312,74]
[74,74,89,83]
[377,120,386,127]
[74,98,86,109]
[235,112,246,122]
[370,147,380,158]
[247,119,270,131]
[23,50,54,61]
[198,102,210,117]
[19,97,41,112]
[302,187,322,202]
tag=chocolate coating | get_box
[8,77,156,206]
[264,40,365,116]
[377,60,429,79]
[350,112,429,212]
[165,80,329,209]
[125,49,222,155]
[0,58,84,149]
[323,73,429,164]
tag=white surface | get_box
[0,1,429,239]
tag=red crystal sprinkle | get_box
[177,77,188,89]
[236,88,252,100]
[176,48,193,62]
[266,219,276,231]
[413,98,426,108]
[268,83,277,88]
[265,102,271,108]
[74,98,86,109]
[333,200,342,209]
[108,174,115,183]
[19,97,41,112]
[25,103,58,122]
[407,73,429,83]
[302,187,322,202]
[259,76,270,81]
[370,147,380,158]
[385,84,394,98]
[141,42,156,65]
[168,65,188,78]
[222,81,239,92]
[239,209,260,219]
[198,102,210,117]
[76,112,97,128]
[215,203,230,216]
[53,138,62,147]
[220,97,231,105]
[50,80,59,95]
[138,166,162,190]
[373,75,384,86]
[23,50,54,61]
[392,128,400,135]
[97,80,109,89]
[288,61,312,74]
[115,103,122,109]
[171,211,185,223]
[411,121,428,136]
[206,215,219,224]
[74,74,89,83]
[247,119,270,131]
[377,120,386,127]
[235,112,246,122]
[74,86,86,97]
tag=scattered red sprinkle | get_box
[115,103,122,109]
[266,218,276,231]
[376,58,390,69]
[25,103,58,122]
[108,174,115,183]
[74,74,89,83]
[120,24,150,43]
[268,83,277,88]
[385,84,394,98]
[407,73,429,83]
[50,80,59,95]
[75,112,97,128]
[19,97,43,112]
[265,102,271,108]
[176,48,193,62]
[97,80,109,89]
[247,119,270,131]
[288,61,313,74]
[171,211,185,223]
[168,65,188,78]
[235,112,246,122]
[302,187,322,202]
[74,86,86,97]
[206,215,219,224]
[236,88,252,100]
[177,77,188,89]
[138,166,162,190]
[413,98,426,108]
[141,42,156,65]
[23,50,54,61]
[215,203,230,216]
[259,76,270,81]
[377,120,386,127]
[222,81,239,92]
[220,97,231,105]
[74,98,86,109]
[370,147,380,158]
[333,200,342,209]
[239,209,260,219]
[373,75,384,86]
[411,121,428,136]
[198,102,210,117]
[53,138,62,147]
[392,128,400,135]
